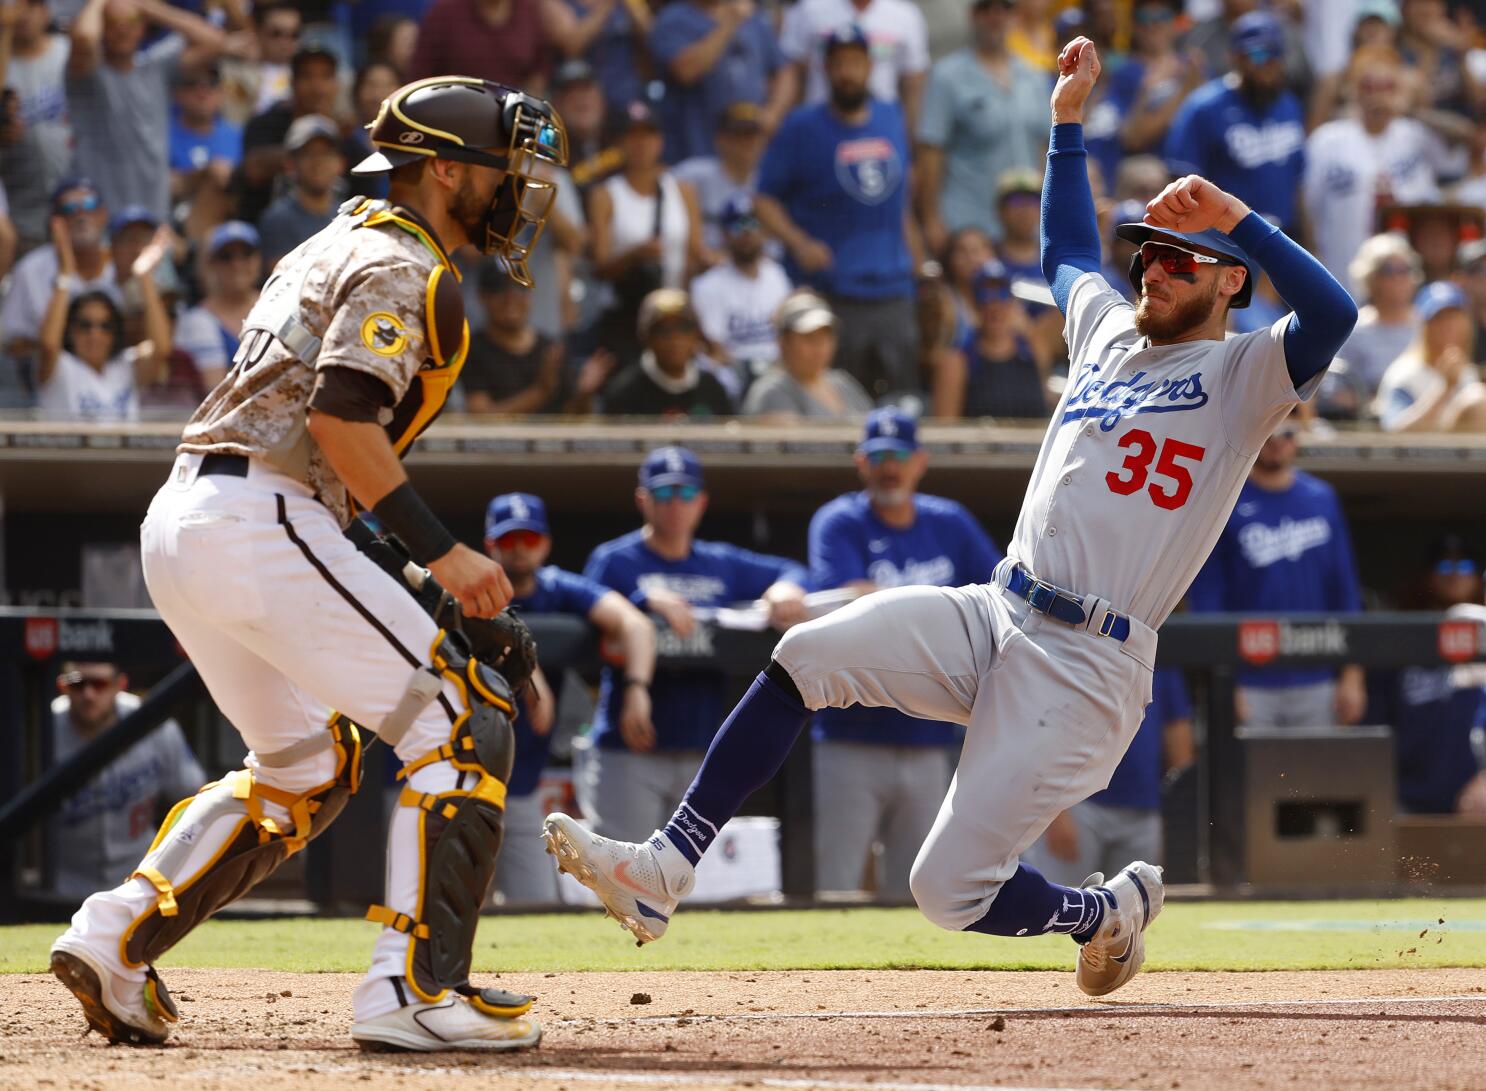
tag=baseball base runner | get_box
[543,36,1358,996]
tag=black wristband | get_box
[622,676,649,689]
[371,482,457,565]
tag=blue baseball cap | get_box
[109,205,158,236]
[206,220,261,255]
[485,492,550,540]
[858,407,920,455]
[639,446,704,490]
[1415,280,1468,322]
[1114,221,1255,308]
[1232,11,1285,63]
[972,258,1014,303]
[719,194,759,234]
[823,23,870,57]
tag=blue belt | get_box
[1004,564,1131,642]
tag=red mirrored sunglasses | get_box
[495,529,547,550]
[1138,241,1239,277]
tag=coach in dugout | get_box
[806,409,1001,896]
[579,446,808,842]
[47,660,205,901]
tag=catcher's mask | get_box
[353,76,568,287]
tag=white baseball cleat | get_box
[351,997,542,1052]
[50,937,178,1046]
[1074,860,1165,997]
[542,814,690,945]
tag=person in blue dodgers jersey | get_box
[1027,669,1194,887]
[1162,10,1306,235]
[576,447,809,843]
[546,36,1356,998]
[483,492,657,905]
[1186,410,1367,729]
[753,23,919,400]
[808,408,1002,897]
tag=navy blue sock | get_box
[964,862,1109,941]
[661,664,811,864]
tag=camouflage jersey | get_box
[179,198,470,526]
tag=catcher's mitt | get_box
[460,609,539,696]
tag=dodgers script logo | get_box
[1061,364,1210,431]
[835,136,902,205]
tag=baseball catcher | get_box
[50,75,566,1053]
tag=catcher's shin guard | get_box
[121,719,363,967]
[368,630,532,1017]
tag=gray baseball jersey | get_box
[1011,271,1321,627]
[48,692,206,900]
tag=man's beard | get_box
[1134,275,1220,340]
[729,235,762,264]
[869,484,910,508]
[829,82,868,112]
[451,174,496,249]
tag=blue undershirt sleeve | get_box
[1040,123,1104,315]
[1226,213,1358,390]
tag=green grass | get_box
[6,899,1486,974]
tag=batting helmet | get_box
[352,76,569,286]
[1115,223,1254,309]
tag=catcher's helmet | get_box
[352,76,568,286]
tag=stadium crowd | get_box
[3,0,1486,426]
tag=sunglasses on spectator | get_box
[1135,6,1173,24]
[1376,260,1414,277]
[1435,559,1478,576]
[649,484,701,502]
[495,529,547,551]
[975,282,1014,303]
[58,194,101,215]
[71,319,115,332]
[264,27,299,39]
[63,674,116,692]
[212,246,258,263]
[1139,241,1239,276]
[866,448,911,465]
[178,76,219,89]
[1273,427,1300,441]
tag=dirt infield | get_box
[6,968,1485,1091]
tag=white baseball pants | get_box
[59,453,473,1020]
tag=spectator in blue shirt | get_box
[1163,11,1307,234]
[579,446,808,841]
[807,409,1001,895]
[1029,668,1194,887]
[647,0,787,164]
[547,0,652,114]
[755,24,919,399]
[168,61,241,222]
[483,492,658,904]
[1187,412,1368,729]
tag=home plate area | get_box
[7,968,1486,1091]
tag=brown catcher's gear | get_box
[366,630,531,1015]
[121,719,364,968]
[351,76,568,286]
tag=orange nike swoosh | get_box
[613,860,654,896]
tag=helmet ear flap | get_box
[1127,250,1144,298]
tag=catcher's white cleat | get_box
[352,996,541,1052]
[50,938,178,1046]
[542,813,692,945]
[1075,860,1165,997]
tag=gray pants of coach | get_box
[825,294,920,399]
[1024,800,1162,888]
[1239,680,1337,729]
[494,792,562,906]
[812,740,954,898]
[575,740,708,843]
